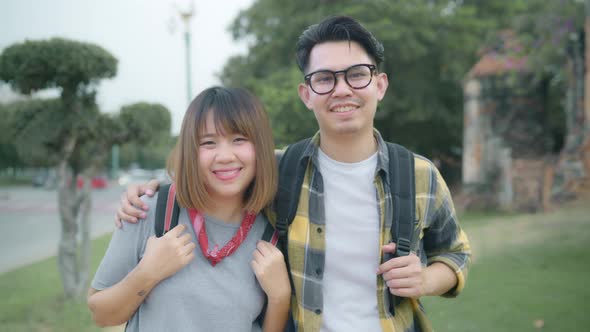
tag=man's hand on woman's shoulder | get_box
[115,179,161,227]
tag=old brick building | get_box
[462,33,554,212]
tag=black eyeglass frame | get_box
[303,64,377,95]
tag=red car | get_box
[77,175,108,189]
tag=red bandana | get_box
[188,209,256,266]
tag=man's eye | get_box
[348,70,368,79]
[316,76,333,83]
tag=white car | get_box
[118,169,155,186]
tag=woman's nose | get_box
[215,142,235,162]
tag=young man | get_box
[116,16,470,332]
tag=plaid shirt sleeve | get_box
[414,155,471,297]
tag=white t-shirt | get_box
[318,148,382,332]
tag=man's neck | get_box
[319,129,377,163]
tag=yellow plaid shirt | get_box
[271,130,471,332]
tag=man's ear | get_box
[376,72,388,102]
[298,83,313,110]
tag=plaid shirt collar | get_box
[300,129,391,181]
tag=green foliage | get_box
[117,136,176,170]
[0,103,24,170]
[0,38,117,96]
[5,98,68,167]
[509,0,585,79]
[119,102,172,144]
[116,102,174,169]
[253,67,317,148]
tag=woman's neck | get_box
[204,197,245,224]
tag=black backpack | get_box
[154,183,277,244]
[274,138,416,317]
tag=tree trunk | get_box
[77,172,93,296]
[56,132,90,299]
[57,160,80,298]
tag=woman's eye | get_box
[199,141,215,146]
[234,137,248,143]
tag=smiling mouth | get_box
[213,168,241,180]
[331,105,358,113]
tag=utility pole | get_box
[177,1,194,105]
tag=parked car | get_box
[77,175,109,189]
[118,169,154,186]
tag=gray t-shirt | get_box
[92,193,268,332]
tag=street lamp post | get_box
[177,1,194,105]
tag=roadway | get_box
[0,184,123,274]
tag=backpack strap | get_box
[274,138,311,300]
[387,143,416,257]
[275,138,311,238]
[261,222,279,245]
[386,142,416,316]
[155,183,180,237]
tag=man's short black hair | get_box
[295,16,385,73]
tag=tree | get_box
[0,38,118,298]
[117,102,174,169]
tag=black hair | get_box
[295,16,385,73]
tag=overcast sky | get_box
[0,0,254,134]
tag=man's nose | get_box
[332,73,352,96]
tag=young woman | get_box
[87,87,290,332]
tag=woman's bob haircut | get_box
[167,86,277,213]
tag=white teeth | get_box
[332,106,356,113]
[215,170,239,176]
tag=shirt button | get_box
[317,227,322,234]
[315,268,322,276]
[315,309,322,315]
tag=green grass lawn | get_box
[423,200,590,331]
[0,200,588,331]
[0,235,112,332]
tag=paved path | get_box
[0,184,123,274]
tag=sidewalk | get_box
[0,184,122,274]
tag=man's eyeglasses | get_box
[304,64,377,95]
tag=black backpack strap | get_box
[154,183,180,237]
[388,143,416,257]
[274,138,311,303]
[386,142,416,315]
[260,222,279,245]
[275,138,311,238]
